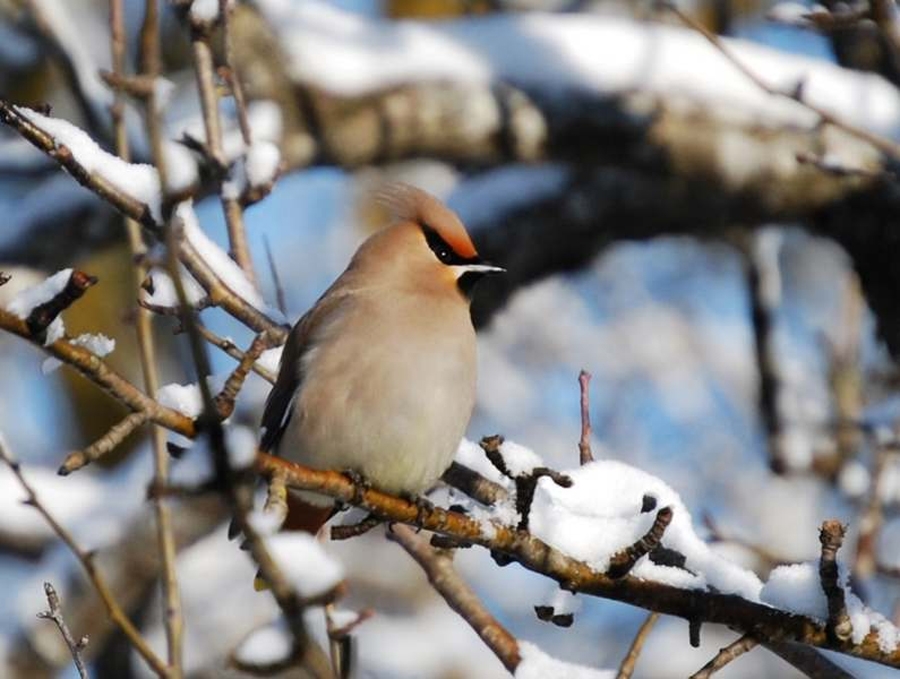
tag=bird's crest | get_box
[375,183,478,260]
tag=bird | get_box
[259,183,504,535]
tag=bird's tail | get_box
[282,491,337,534]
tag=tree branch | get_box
[388,524,521,673]
[0,438,170,677]
[254,452,900,670]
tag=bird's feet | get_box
[400,492,435,529]
[342,468,372,506]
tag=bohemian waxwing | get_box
[259,183,503,533]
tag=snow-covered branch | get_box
[255,449,900,672]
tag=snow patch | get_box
[42,332,114,374]
[177,201,266,311]
[529,459,763,600]
[233,621,292,667]
[515,641,614,678]
[265,532,344,598]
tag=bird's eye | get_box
[422,225,457,265]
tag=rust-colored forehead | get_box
[376,183,478,259]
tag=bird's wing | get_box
[259,291,346,453]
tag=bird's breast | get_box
[279,293,477,495]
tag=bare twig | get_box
[196,323,278,383]
[188,10,258,286]
[0,437,170,676]
[330,515,384,540]
[819,520,853,641]
[388,524,521,673]
[578,370,594,464]
[741,234,787,473]
[107,8,186,669]
[220,0,252,145]
[689,634,759,679]
[60,411,150,475]
[213,330,278,418]
[36,581,90,679]
[615,612,659,679]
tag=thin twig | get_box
[578,369,594,464]
[36,581,90,679]
[196,323,278,383]
[114,3,184,671]
[689,634,759,679]
[60,411,150,475]
[388,524,521,672]
[188,11,258,286]
[441,461,508,506]
[214,330,278,418]
[330,515,384,540]
[615,612,659,679]
[0,437,170,676]
[220,0,252,145]
[741,233,787,473]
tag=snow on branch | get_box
[257,1,900,135]
[254,446,900,671]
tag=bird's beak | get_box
[456,262,506,275]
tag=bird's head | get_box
[363,183,504,299]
